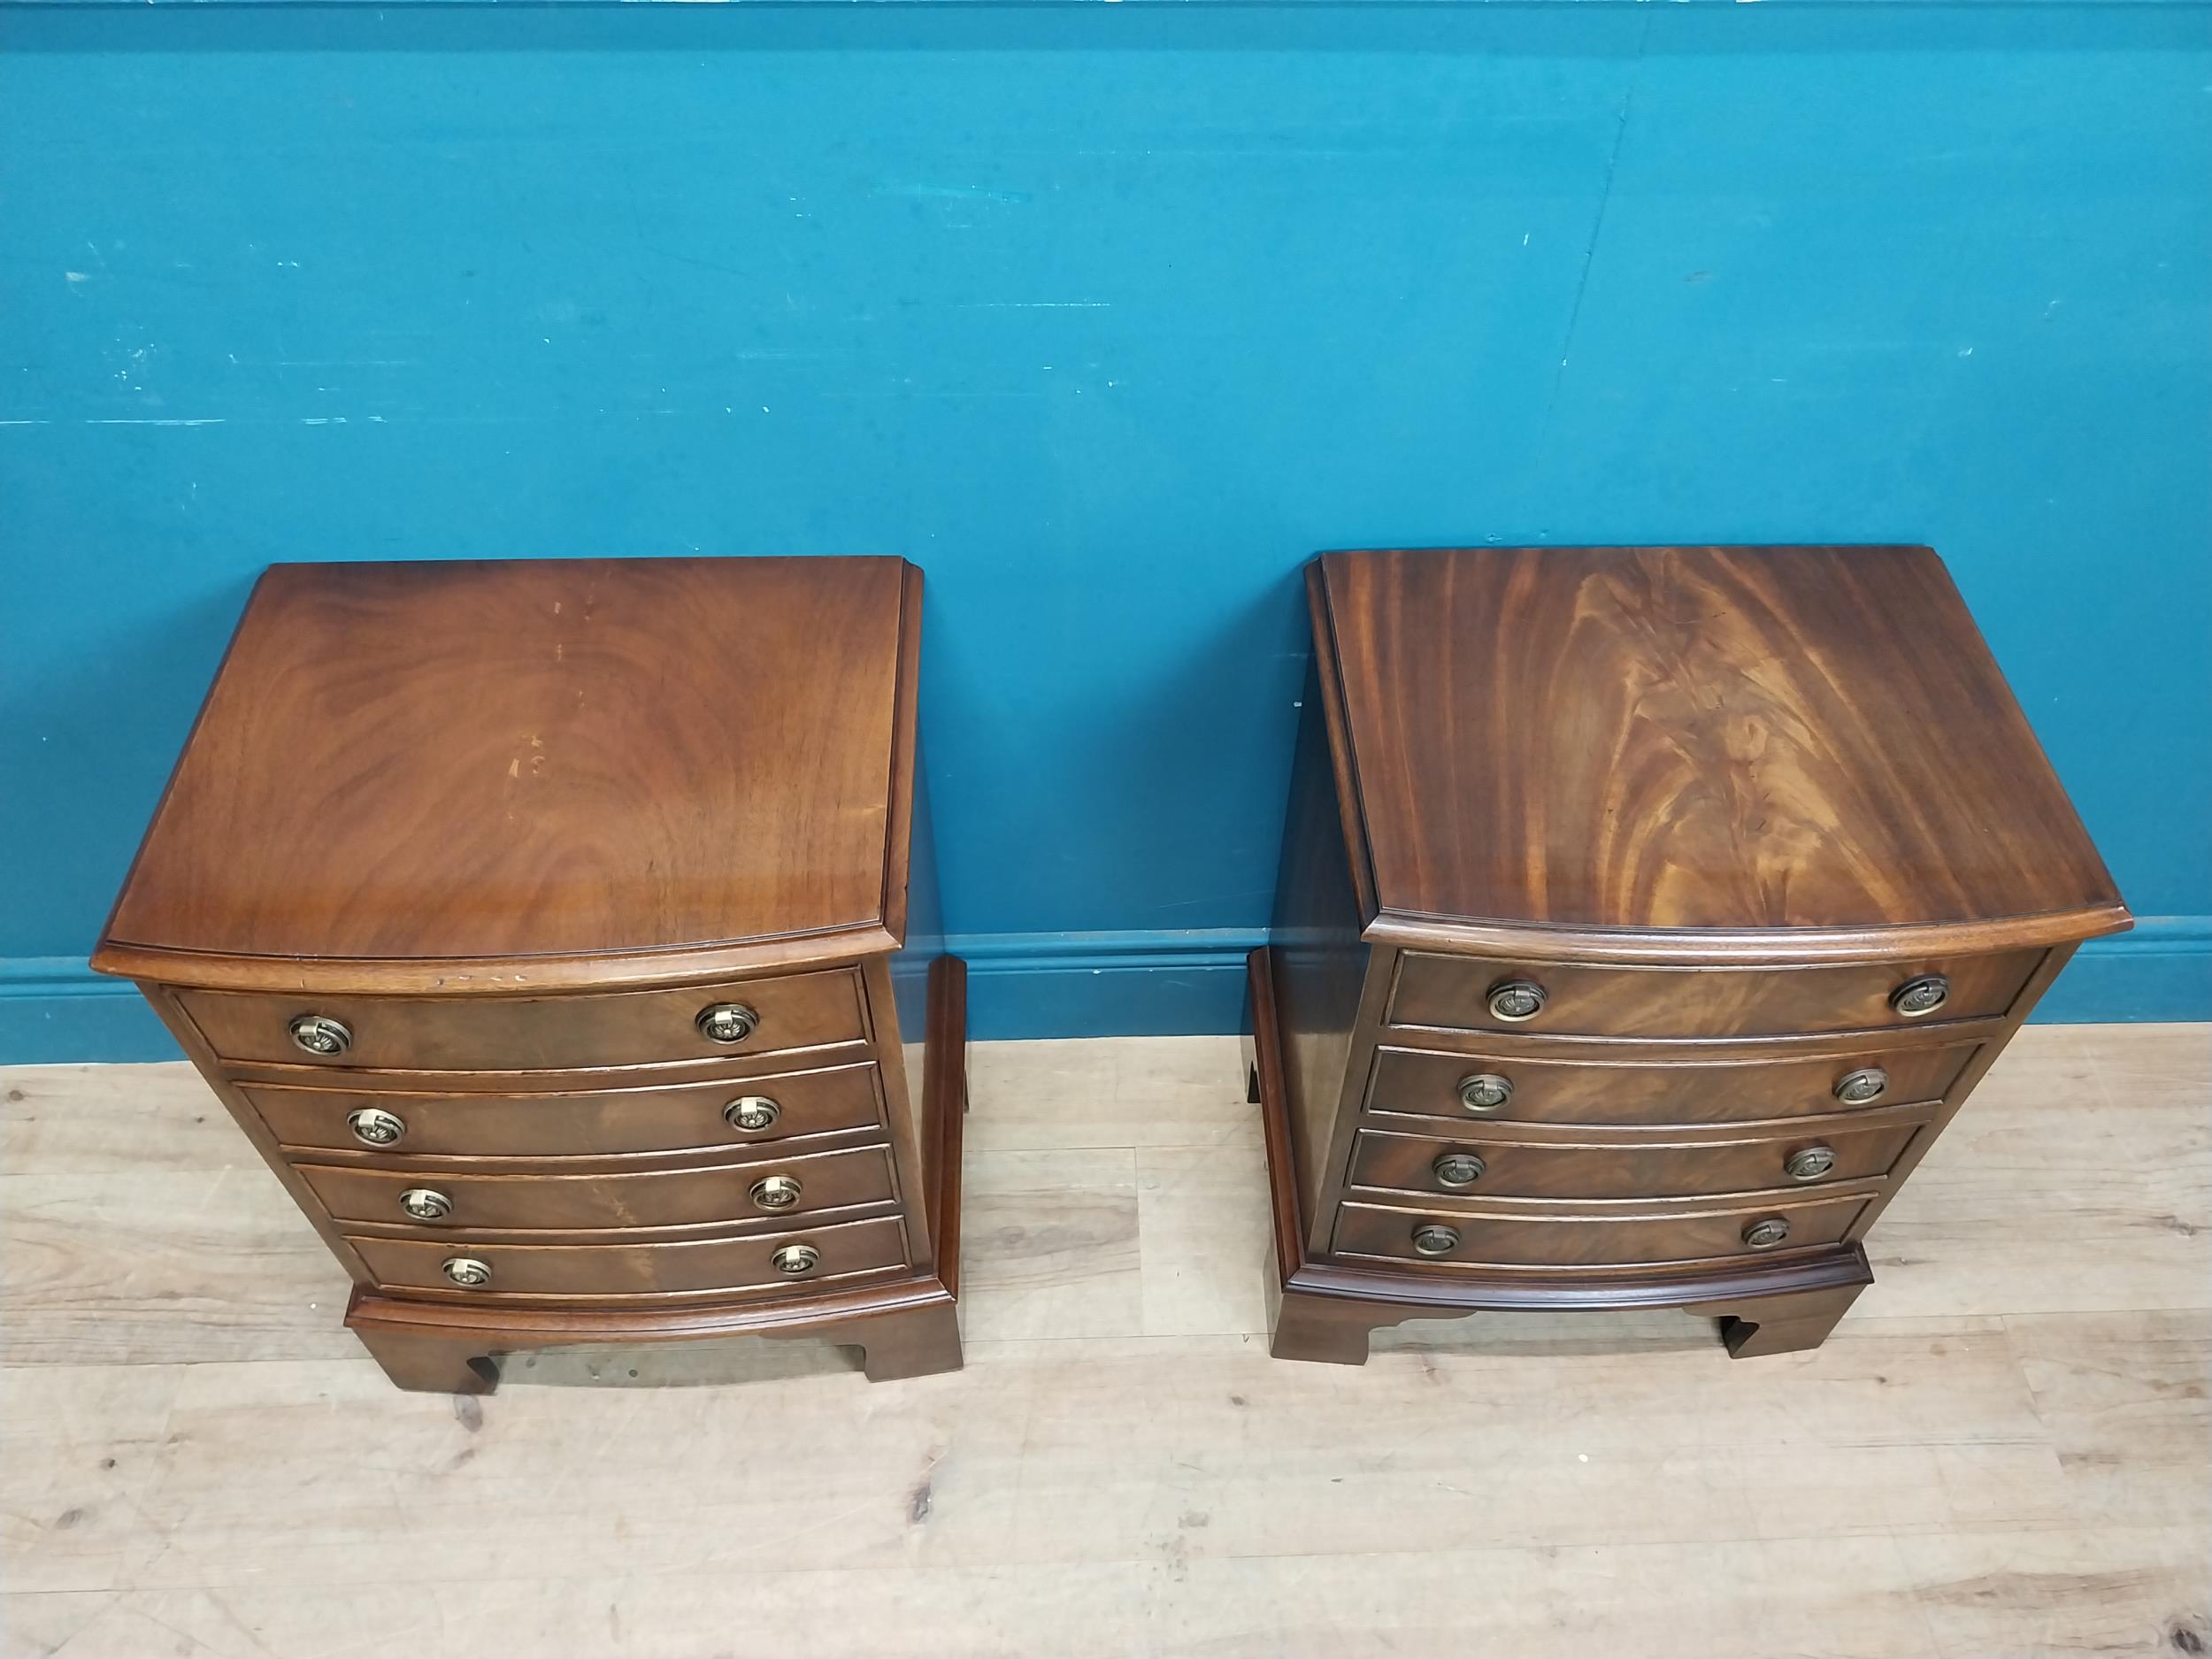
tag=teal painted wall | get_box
[4,4,2208,1059]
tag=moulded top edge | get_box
[1359,903,2135,966]
[88,922,905,997]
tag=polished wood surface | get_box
[341,956,969,1392]
[1261,547,2131,1363]
[1388,948,2041,1037]
[175,969,869,1071]
[1687,1280,1870,1359]
[298,1144,900,1233]
[1346,1111,1926,1202]
[89,557,964,1389]
[1316,545,2126,953]
[4,1029,2206,1657]
[349,1217,912,1299]
[94,557,918,991]
[1267,654,1385,1236]
[1332,1193,1873,1270]
[1365,1038,1980,1127]
[241,1060,887,1159]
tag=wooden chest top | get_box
[1311,545,2127,959]
[95,557,920,991]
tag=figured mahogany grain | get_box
[94,557,965,1389]
[1364,1040,1979,1128]
[240,1061,887,1159]
[175,970,866,1071]
[1331,1193,1872,1271]
[334,959,969,1388]
[349,1216,912,1299]
[1262,546,2128,1363]
[297,1144,898,1233]
[1387,949,2041,1038]
[1317,546,2125,949]
[1344,1114,1925,1202]
[96,557,912,983]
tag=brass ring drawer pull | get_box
[1741,1217,1792,1250]
[1783,1146,1837,1183]
[1832,1067,1889,1105]
[1486,979,1548,1023]
[772,1242,820,1277]
[749,1174,803,1211]
[288,1014,351,1056]
[1432,1152,1487,1189]
[723,1094,781,1133]
[442,1256,492,1288]
[1889,974,1950,1018]
[1456,1072,1514,1114]
[346,1107,406,1147]
[695,1002,760,1044]
[1411,1223,1461,1258]
[398,1187,453,1222]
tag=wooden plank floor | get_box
[3,1026,2206,1658]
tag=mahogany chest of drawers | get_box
[1249,545,2129,1362]
[95,557,964,1392]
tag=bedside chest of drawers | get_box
[94,557,964,1392]
[1250,545,2129,1363]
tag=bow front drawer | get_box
[1364,1041,1980,1127]
[1332,1192,1873,1271]
[1386,951,2042,1039]
[299,1143,898,1233]
[239,1060,886,1158]
[1346,1113,1927,1203]
[350,1215,911,1299]
[174,969,868,1071]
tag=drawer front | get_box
[1366,1042,1979,1128]
[298,1144,897,1233]
[177,969,867,1071]
[1387,951,2040,1039]
[349,1216,910,1298]
[1332,1194,1871,1271]
[1347,1118,1924,1203]
[241,1061,885,1158]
